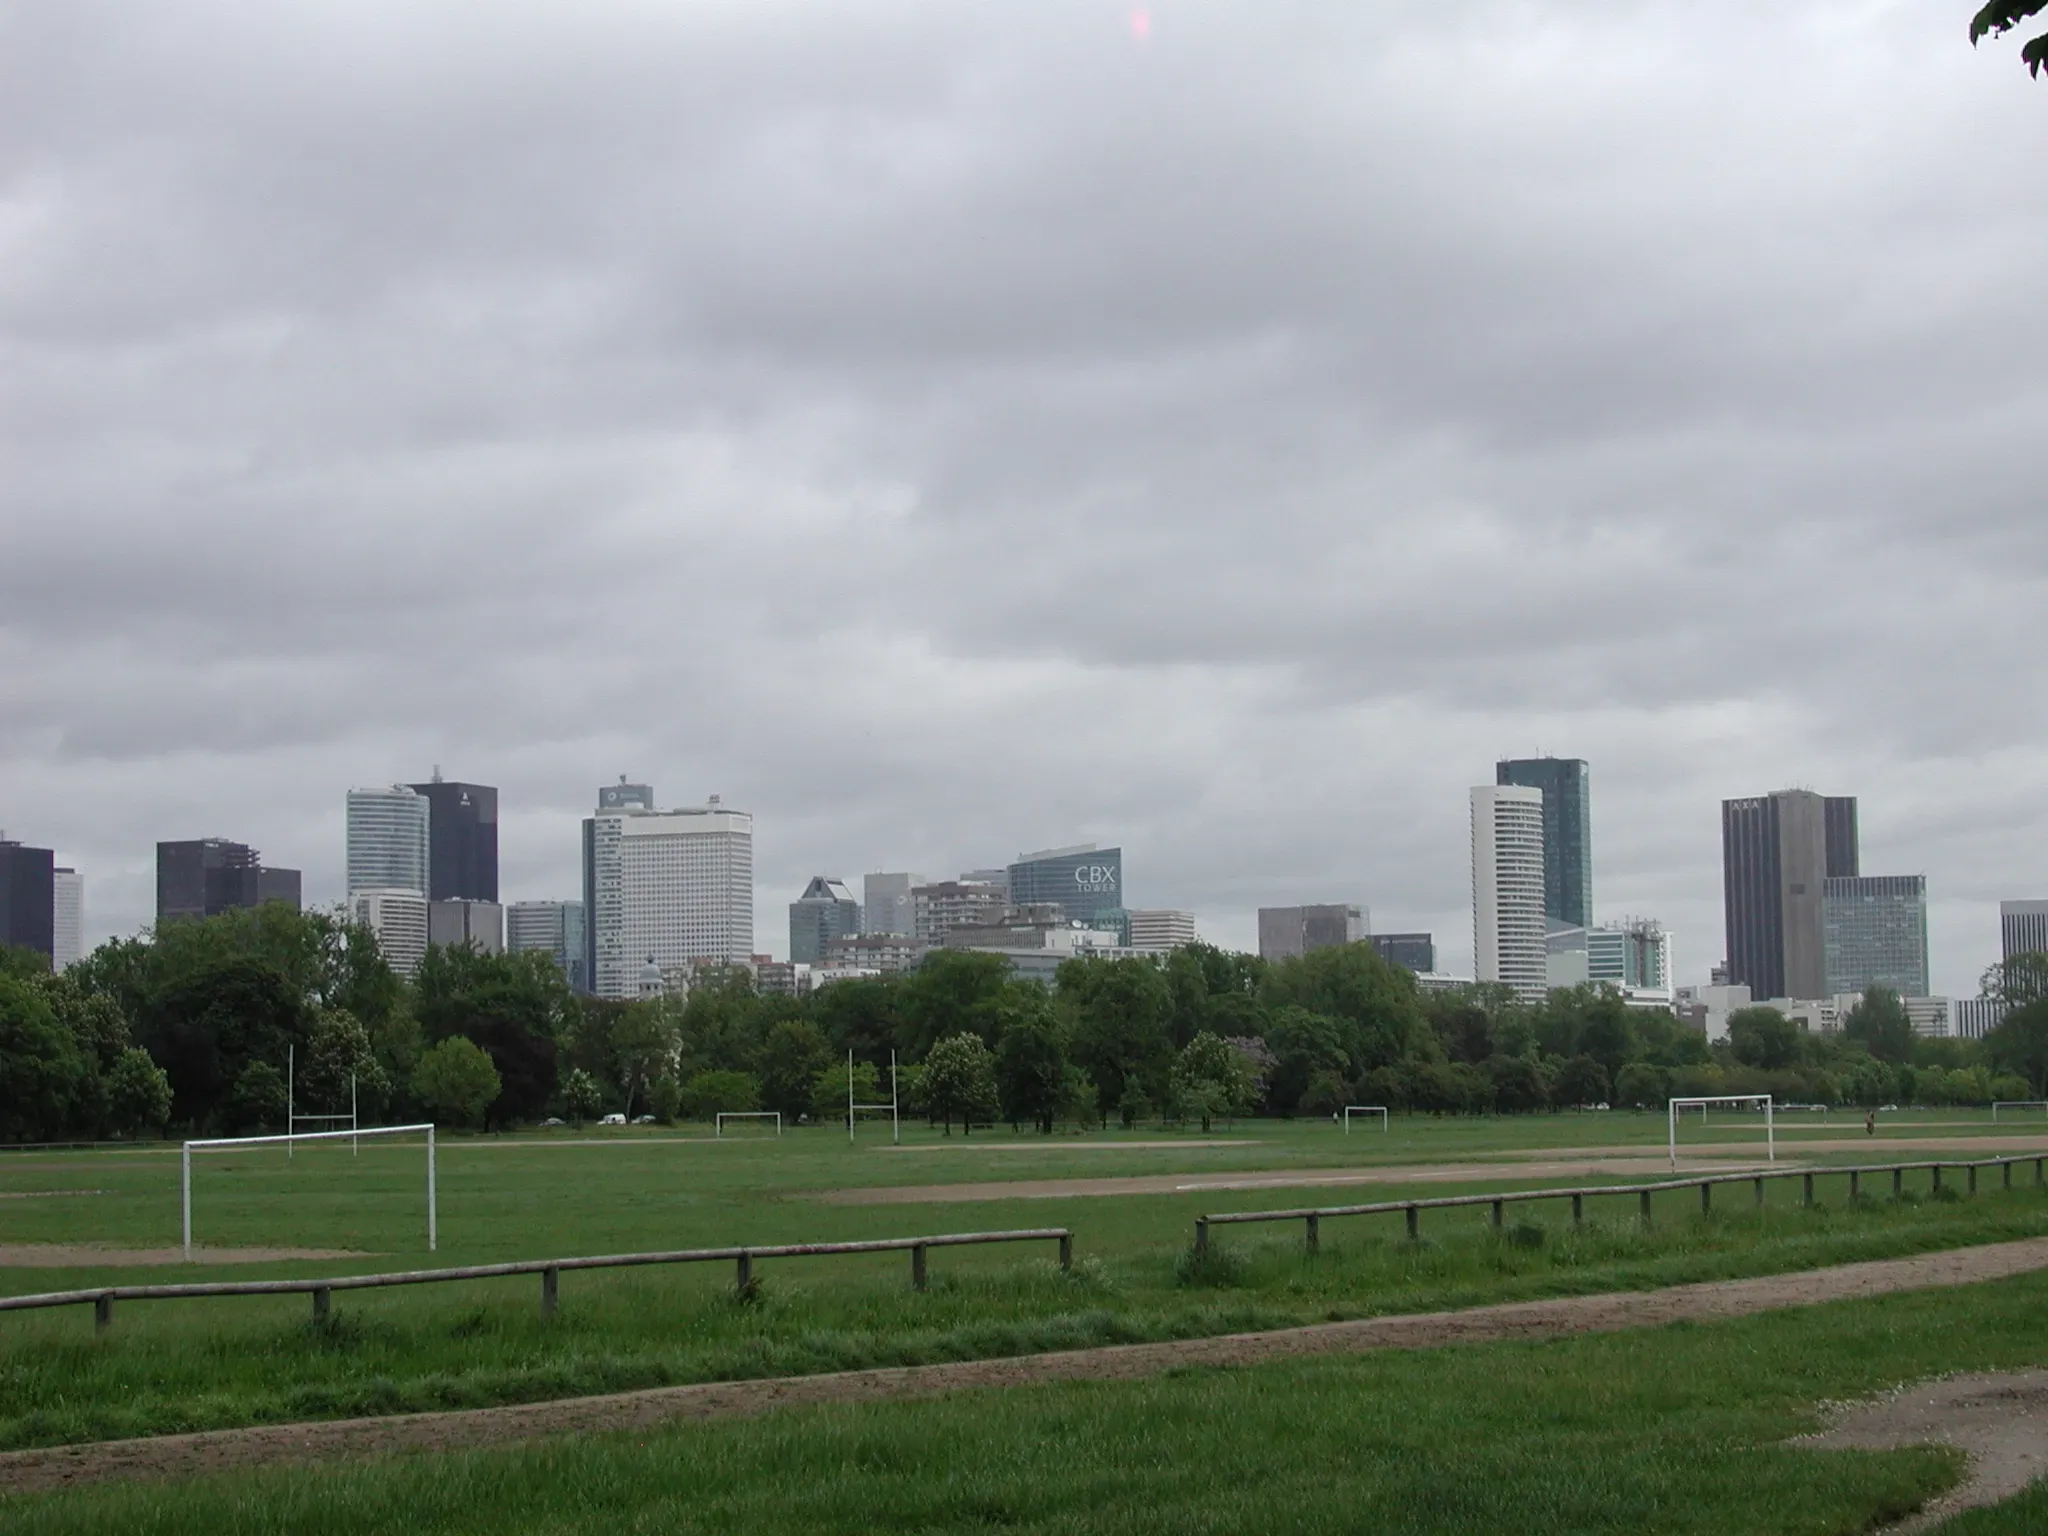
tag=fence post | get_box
[1492,1200,1504,1229]
[1850,1170,1861,1200]
[1893,1168,1903,1197]
[1700,1182,1712,1215]
[1803,1173,1814,1207]
[1405,1205,1419,1241]
[1754,1177,1765,1209]
[1305,1214,1319,1256]
[1194,1219,1209,1260]
[2037,1158,2045,1187]
[541,1266,559,1318]
[1639,1189,1652,1226]
[2004,1161,2014,1190]
[312,1287,331,1322]
[911,1244,928,1292]
[1058,1233,1073,1271]
[93,1294,112,1334]
[736,1251,753,1293]
[1969,1165,1979,1196]
[1571,1194,1584,1228]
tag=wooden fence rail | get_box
[1193,1156,2048,1258]
[0,1228,1075,1334]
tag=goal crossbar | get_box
[182,1124,436,1261]
[1343,1105,1389,1134]
[715,1112,781,1138]
[1668,1095,1773,1170]
[1993,1101,2048,1122]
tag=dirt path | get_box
[0,1245,367,1269]
[1799,1370,2048,1532]
[7,1236,2048,1496]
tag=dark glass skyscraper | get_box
[409,774,499,903]
[0,837,56,959]
[1722,790,1859,1000]
[1006,844,1123,925]
[1495,758,1591,928]
[157,839,302,924]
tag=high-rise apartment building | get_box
[1128,909,1198,953]
[1007,845,1122,925]
[1257,904,1368,962]
[0,836,56,960]
[407,772,499,902]
[1721,790,1860,1002]
[507,900,588,992]
[911,881,1006,944]
[157,838,301,923]
[352,888,431,977]
[2002,901,2048,963]
[1370,932,1437,974]
[428,900,505,954]
[581,793,754,999]
[1472,785,1548,1000]
[862,872,926,936]
[346,786,430,897]
[52,868,82,972]
[1495,758,1592,928]
[1823,875,1929,997]
[789,877,861,964]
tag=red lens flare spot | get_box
[1131,8,1152,41]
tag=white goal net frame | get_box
[1668,1094,1774,1170]
[1343,1105,1390,1134]
[715,1111,782,1138]
[1993,1101,2048,1122]
[182,1123,436,1261]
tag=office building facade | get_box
[0,837,56,960]
[2002,901,2048,963]
[862,872,926,936]
[52,868,82,972]
[428,899,505,954]
[1257,904,1368,963]
[1128,909,1198,953]
[1495,757,1592,928]
[1822,875,1929,997]
[1007,844,1122,925]
[157,838,301,924]
[789,877,861,964]
[352,888,431,977]
[1370,932,1437,974]
[1722,789,1860,1002]
[582,795,754,999]
[347,786,430,897]
[911,881,1006,944]
[1472,785,1548,1000]
[507,900,588,992]
[408,773,499,902]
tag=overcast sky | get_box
[4,1,2044,992]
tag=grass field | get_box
[5,1112,2048,1454]
[10,1262,2048,1535]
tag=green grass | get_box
[16,1263,2048,1535]
[1929,1483,2048,1532]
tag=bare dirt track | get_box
[7,1236,2048,1496]
[0,1245,367,1269]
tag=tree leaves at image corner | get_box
[1972,1,2048,77]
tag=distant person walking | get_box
[1865,1110,1877,1137]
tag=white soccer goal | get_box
[847,1049,901,1146]
[1668,1094,1774,1170]
[1993,1100,2048,1123]
[715,1111,782,1138]
[1342,1105,1390,1134]
[182,1124,436,1261]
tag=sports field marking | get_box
[0,1190,103,1201]
[880,1140,1257,1153]
[7,1235,2047,1494]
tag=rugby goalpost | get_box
[182,1123,436,1261]
[848,1050,901,1146]
[1993,1101,2048,1123]
[286,1044,357,1158]
[1343,1105,1389,1134]
[1668,1094,1774,1170]
[715,1112,782,1138]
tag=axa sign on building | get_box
[1008,844,1125,922]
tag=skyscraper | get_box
[2002,901,2048,964]
[1257,905,1368,962]
[1370,932,1436,974]
[52,868,82,972]
[157,838,301,923]
[0,836,56,960]
[1007,844,1123,925]
[352,888,431,978]
[1823,875,1928,997]
[862,872,926,936]
[428,900,505,954]
[347,786,430,897]
[507,900,588,992]
[582,792,754,999]
[1471,785,1547,1000]
[1494,757,1592,928]
[408,772,499,902]
[789,877,861,963]
[1722,790,1859,1001]
[1128,910,1198,953]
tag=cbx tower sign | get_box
[1007,844,1124,925]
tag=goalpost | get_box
[1668,1095,1774,1170]
[715,1111,782,1138]
[1343,1105,1389,1134]
[286,1045,358,1157]
[848,1049,901,1146]
[182,1123,436,1261]
[1993,1101,2048,1123]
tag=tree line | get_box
[5,902,2048,1141]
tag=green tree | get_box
[682,1070,761,1119]
[413,947,571,1125]
[104,1048,172,1138]
[1612,1061,1668,1110]
[0,972,85,1141]
[755,1017,831,1120]
[1261,1006,1351,1116]
[810,976,903,1064]
[611,1001,679,1120]
[225,1060,288,1132]
[995,1004,1070,1133]
[1061,956,1175,1114]
[300,1009,391,1121]
[1487,1054,1550,1114]
[647,1074,683,1124]
[1170,1031,1256,1132]
[559,1067,604,1126]
[812,1057,883,1127]
[919,1032,998,1135]
[1842,987,1915,1066]
[1554,1054,1611,1109]
[412,1036,502,1128]
[1728,1006,1801,1071]
[898,952,1017,1057]
[1985,970,2048,1096]
[1973,1,2048,77]
[1260,943,1428,1074]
